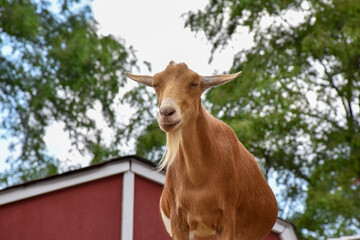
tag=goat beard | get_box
[158,129,182,171]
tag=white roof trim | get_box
[130,158,165,185]
[272,218,298,240]
[0,160,130,206]
[0,157,165,206]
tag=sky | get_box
[91,0,237,75]
[0,0,249,172]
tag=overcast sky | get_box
[0,0,254,171]
[92,0,237,75]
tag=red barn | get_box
[0,155,298,240]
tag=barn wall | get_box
[0,174,123,240]
[133,175,171,240]
[265,231,281,240]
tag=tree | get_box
[121,83,165,162]
[182,0,360,239]
[0,0,137,186]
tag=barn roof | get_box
[0,155,156,193]
[0,155,163,205]
[0,155,298,240]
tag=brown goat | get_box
[126,61,277,240]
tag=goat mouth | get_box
[159,120,181,131]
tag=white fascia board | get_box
[272,219,298,240]
[272,221,286,233]
[0,161,130,206]
[130,159,165,185]
[121,171,135,240]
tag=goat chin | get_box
[157,129,182,171]
[159,120,181,133]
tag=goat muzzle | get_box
[160,106,176,117]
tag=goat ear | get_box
[126,72,153,87]
[202,71,242,90]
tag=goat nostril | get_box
[168,109,175,116]
[160,107,176,117]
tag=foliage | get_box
[183,0,360,239]
[0,0,137,186]
[121,84,165,162]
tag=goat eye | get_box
[189,83,199,88]
[153,84,159,89]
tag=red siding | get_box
[0,174,123,240]
[265,231,281,240]
[133,175,171,240]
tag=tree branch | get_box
[318,59,352,123]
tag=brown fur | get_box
[129,62,278,240]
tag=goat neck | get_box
[177,104,217,182]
